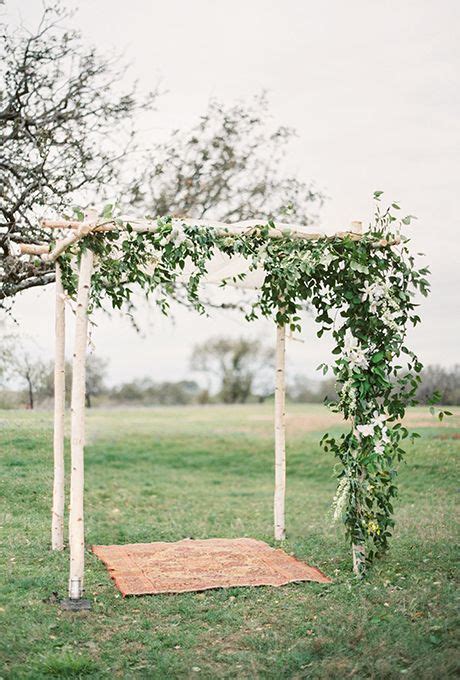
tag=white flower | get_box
[372,284,386,299]
[320,252,335,269]
[343,333,369,370]
[360,281,374,302]
[344,330,358,352]
[381,309,401,331]
[361,281,400,323]
[350,349,369,370]
[374,440,386,455]
[361,281,386,303]
[371,411,388,429]
[339,378,358,414]
[356,423,375,437]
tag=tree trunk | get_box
[52,261,66,550]
[274,323,286,540]
[26,374,34,410]
[68,249,93,600]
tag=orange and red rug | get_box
[92,537,331,596]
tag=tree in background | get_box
[84,355,109,408]
[1,3,323,309]
[128,95,323,226]
[287,374,338,403]
[0,4,152,305]
[33,358,72,406]
[9,354,108,408]
[191,336,275,404]
[0,338,49,409]
[416,364,460,406]
[12,354,49,409]
[109,378,200,406]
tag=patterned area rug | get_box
[92,537,331,596]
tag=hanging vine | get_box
[58,192,432,576]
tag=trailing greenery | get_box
[58,193,432,575]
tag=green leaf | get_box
[72,206,85,222]
[101,203,113,220]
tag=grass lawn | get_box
[0,403,458,678]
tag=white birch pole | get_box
[351,414,366,577]
[352,469,366,577]
[51,261,66,550]
[68,249,93,600]
[274,323,286,540]
[352,542,366,577]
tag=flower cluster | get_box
[338,378,358,414]
[332,475,350,523]
[356,411,389,455]
[342,331,369,370]
[361,279,401,332]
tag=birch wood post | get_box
[350,220,363,235]
[274,323,286,540]
[352,542,366,577]
[51,262,66,550]
[68,249,93,600]
[351,418,366,577]
[351,474,366,577]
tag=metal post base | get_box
[60,598,92,611]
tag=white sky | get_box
[4,0,460,385]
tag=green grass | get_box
[0,404,458,679]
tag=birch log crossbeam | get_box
[19,243,50,255]
[38,216,365,240]
[40,217,329,236]
[16,216,400,260]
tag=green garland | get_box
[59,193,431,576]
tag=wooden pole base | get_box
[352,543,366,577]
[60,598,92,611]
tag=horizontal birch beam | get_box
[19,243,50,255]
[16,216,401,262]
[40,216,328,235]
[39,216,336,242]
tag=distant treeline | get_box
[1,333,459,409]
[0,364,458,409]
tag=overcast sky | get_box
[5,0,460,385]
